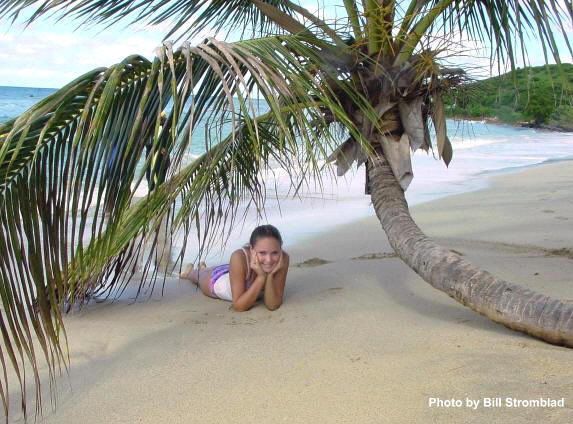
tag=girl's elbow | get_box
[266,301,282,311]
[232,302,249,312]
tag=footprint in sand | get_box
[542,209,555,214]
[316,287,344,298]
[351,252,397,260]
[545,248,573,259]
[295,253,399,267]
[555,216,569,220]
[294,257,331,267]
[226,316,258,326]
[326,287,343,293]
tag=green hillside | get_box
[446,64,573,131]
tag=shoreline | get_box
[188,148,573,266]
[7,157,573,423]
[283,154,573,256]
[449,114,573,133]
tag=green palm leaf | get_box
[1,0,299,41]
[69,35,375,296]
[396,0,572,72]
[0,52,179,422]
[0,33,375,420]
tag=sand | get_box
[9,160,573,423]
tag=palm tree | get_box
[1,0,572,420]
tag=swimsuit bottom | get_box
[210,264,232,301]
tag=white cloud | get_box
[0,14,234,88]
[0,67,77,81]
[42,32,80,47]
[0,22,165,87]
[0,33,14,42]
[132,18,179,35]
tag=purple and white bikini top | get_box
[211,245,253,287]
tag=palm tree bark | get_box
[368,152,573,347]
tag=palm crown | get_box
[0,0,572,421]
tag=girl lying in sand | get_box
[180,225,289,312]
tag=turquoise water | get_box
[2,85,573,262]
[0,85,57,123]
[2,85,572,200]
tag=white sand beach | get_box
[9,160,573,423]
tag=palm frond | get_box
[0,0,300,41]
[343,0,364,41]
[395,0,573,75]
[281,0,347,46]
[0,50,185,421]
[0,32,376,420]
[364,0,382,54]
[69,35,376,294]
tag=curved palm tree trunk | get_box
[368,153,573,347]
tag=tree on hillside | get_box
[0,0,572,420]
[521,88,556,123]
[446,64,573,124]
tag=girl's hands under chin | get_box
[269,251,284,276]
[250,248,266,277]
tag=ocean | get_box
[2,85,573,264]
[0,85,57,124]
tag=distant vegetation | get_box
[446,64,573,131]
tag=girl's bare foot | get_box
[180,263,194,280]
[199,261,207,270]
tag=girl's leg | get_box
[180,263,216,298]
[180,263,198,282]
[180,262,208,282]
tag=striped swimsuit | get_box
[209,247,252,300]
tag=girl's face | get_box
[252,237,281,273]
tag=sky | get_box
[0,17,173,88]
[0,1,571,89]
